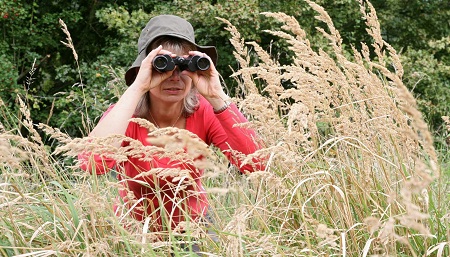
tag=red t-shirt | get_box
[78,96,263,230]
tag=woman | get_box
[79,15,263,232]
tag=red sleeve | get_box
[205,102,265,173]
[78,151,117,175]
[78,105,118,175]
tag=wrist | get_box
[128,81,149,96]
[213,99,232,114]
[206,91,229,106]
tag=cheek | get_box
[149,86,159,95]
[181,75,192,88]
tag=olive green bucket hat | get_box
[124,15,218,86]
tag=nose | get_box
[170,67,181,81]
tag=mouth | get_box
[163,87,184,94]
[164,87,183,91]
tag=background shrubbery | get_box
[0,0,448,137]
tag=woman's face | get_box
[149,45,193,105]
[149,66,192,105]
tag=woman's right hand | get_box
[130,46,174,94]
[89,46,174,141]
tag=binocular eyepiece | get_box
[152,54,210,72]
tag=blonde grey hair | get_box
[134,36,200,119]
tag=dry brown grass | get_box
[212,1,443,256]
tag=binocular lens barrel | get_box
[196,57,210,71]
[153,55,175,71]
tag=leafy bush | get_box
[401,39,450,133]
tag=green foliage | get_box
[371,0,449,50]
[0,0,92,135]
[401,38,450,133]
[0,0,448,138]
[0,53,21,108]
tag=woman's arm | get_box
[205,102,265,173]
[79,46,173,173]
[89,46,172,147]
[184,52,265,172]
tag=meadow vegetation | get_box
[0,1,449,256]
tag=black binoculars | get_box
[152,54,210,72]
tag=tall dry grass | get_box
[209,1,447,256]
[0,1,449,256]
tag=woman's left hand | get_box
[182,51,230,109]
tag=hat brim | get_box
[124,44,218,86]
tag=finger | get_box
[188,50,211,62]
[180,69,198,83]
[158,49,175,56]
[143,46,174,64]
[188,51,217,74]
[139,46,162,72]
[149,72,166,90]
[146,45,163,60]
